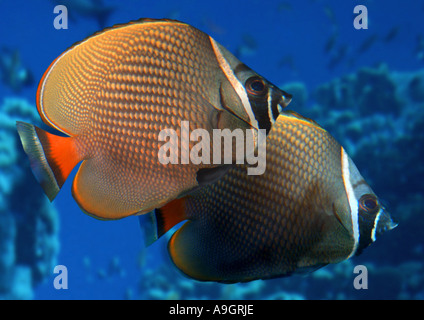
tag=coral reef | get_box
[313,64,403,116]
[0,98,59,299]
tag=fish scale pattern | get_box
[36,20,237,219]
[22,19,291,221]
[180,113,354,281]
[39,20,222,146]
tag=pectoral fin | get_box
[196,165,231,186]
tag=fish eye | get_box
[359,194,379,214]
[246,76,267,96]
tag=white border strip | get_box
[341,147,360,258]
[209,37,259,131]
[39,51,69,133]
[267,91,275,125]
[371,210,382,242]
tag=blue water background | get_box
[0,0,423,299]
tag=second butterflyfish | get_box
[141,111,397,283]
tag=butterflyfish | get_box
[16,19,291,220]
[141,111,397,283]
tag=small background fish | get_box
[0,0,422,300]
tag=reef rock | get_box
[313,64,403,116]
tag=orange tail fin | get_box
[16,121,83,201]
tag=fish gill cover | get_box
[0,0,422,300]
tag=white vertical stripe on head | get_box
[209,37,259,132]
[341,147,360,259]
[277,103,284,114]
[267,91,275,125]
[371,210,382,242]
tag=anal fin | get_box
[138,197,188,247]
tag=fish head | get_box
[224,67,292,132]
[238,69,293,116]
[342,150,397,256]
[211,39,292,134]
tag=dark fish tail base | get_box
[196,165,231,186]
[139,197,188,247]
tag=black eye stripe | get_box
[250,79,265,92]
[364,198,377,209]
[359,194,379,214]
[245,76,267,96]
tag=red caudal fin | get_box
[16,121,83,201]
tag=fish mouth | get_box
[279,91,293,108]
[373,207,398,241]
